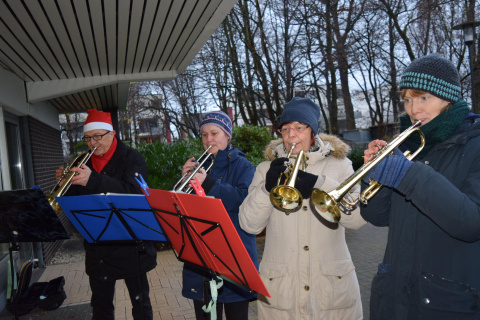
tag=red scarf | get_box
[91,137,118,173]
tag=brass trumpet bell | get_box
[310,189,341,223]
[270,146,306,215]
[270,185,303,214]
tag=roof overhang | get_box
[0,0,237,113]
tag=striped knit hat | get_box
[200,111,232,138]
[399,53,461,103]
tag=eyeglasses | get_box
[82,131,111,142]
[277,125,310,135]
[402,94,431,107]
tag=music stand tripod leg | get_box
[136,241,145,320]
[9,232,21,320]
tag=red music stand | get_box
[144,188,270,297]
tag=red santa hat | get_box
[83,109,113,133]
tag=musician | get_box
[55,109,157,320]
[361,53,480,319]
[239,97,365,320]
[180,111,258,320]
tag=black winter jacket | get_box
[67,139,157,281]
[361,115,480,320]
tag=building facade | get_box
[0,66,75,312]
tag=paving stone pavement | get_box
[0,223,387,320]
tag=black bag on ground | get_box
[37,276,67,310]
[6,274,67,316]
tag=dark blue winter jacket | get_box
[181,145,258,303]
[361,115,480,320]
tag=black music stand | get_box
[0,188,69,319]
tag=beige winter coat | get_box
[239,134,366,320]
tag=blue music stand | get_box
[55,193,166,243]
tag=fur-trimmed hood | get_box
[264,134,351,164]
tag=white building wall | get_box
[0,68,59,129]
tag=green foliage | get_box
[231,125,274,167]
[74,141,88,153]
[348,147,365,171]
[137,139,204,190]
[135,124,275,190]
[71,141,90,160]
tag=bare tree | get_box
[331,0,366,131]
[62,113,84,155]
[124,0,477,139]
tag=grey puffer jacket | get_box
[239,134,366,320]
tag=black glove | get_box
[201,175,216,194]
[265,157,288,192]
[294,170,318,199]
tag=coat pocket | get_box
[317,259,358,310]
[258,261,292,310]
[418,273,479,315]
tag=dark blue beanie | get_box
[279,97,321,134]
[399,53,461,103]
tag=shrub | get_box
[231,125,274,167]
[348,147,365,171]
[137,139,204,190]
[136,124,275,189]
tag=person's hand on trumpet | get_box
[363,140,413,189]
[190,168,207,187]
[363,139,387,163]
[182,157,196,175]
[294,170,320,200]
[182,157,207,190]
[55,166,66,183]
[69,164,92,187]
[264,157,289,192]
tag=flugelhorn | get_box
[270,143,307,215]
[310,120,425,223]
[47,147,97,213]
[172,145,215,193]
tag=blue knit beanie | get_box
[399,53,461,103]
[200,111,232,138]
[279,97,321,134]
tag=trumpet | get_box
[270,143,307,215]
[310,120,425,223]
[46,147,97,213]
[172,145,215,193]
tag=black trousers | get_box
[193,299,250,320]
[89,273,153,320]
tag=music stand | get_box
[0,188,69,319]
[54,193,167,243]
[144,188,270,298]
[56,193,167,320]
